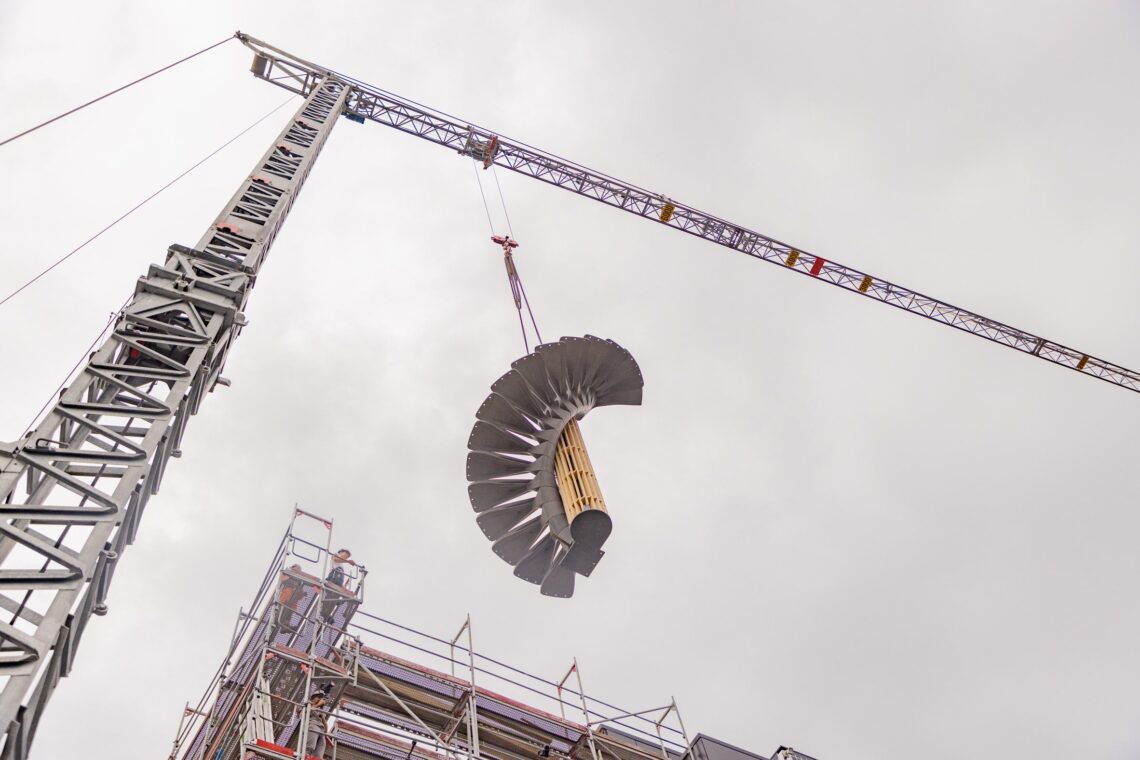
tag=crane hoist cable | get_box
[488,167,541,345]
[471,155,541,353]
[491,164,516,239]
[0,96,295,311]
[470,156,497,234]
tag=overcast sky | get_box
[2,2,1139,759]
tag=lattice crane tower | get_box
[0,71,348,756]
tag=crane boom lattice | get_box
[241,33,1140,395]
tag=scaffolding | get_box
[169,509,366,760]
[167,515,813,760]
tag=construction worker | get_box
[325,548,352,589]
[276,564,308,632]
[305,690,333,759]
[319,549,353,633]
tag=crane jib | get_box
[236,32,1139,396]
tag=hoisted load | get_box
[466,336,643,597]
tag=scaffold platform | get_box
[167,512,819,760]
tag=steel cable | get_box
[491,164,515,239]
[472,159,542,353]
[0,35,235,148]
[20,294,131,436]
[0,96,295,310]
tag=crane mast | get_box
[240,33,1139,394]
[0,74,347,756]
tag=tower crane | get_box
[0,31,1135,757]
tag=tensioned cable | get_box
[0,96,295,310]
[473,160,543,353]
[0,35,235,148]
[21,293,131,436]
[472,158,529,351]
[491,164,515,239]
[470,158,496,235]
[491,164,543,346]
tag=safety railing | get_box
[345,610,690,759]
[169,509,366,760]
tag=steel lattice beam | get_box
[0,76,349,757]
[241,33,1140,395]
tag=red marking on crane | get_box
[809,257,826,276]
[1077,355,1089,370]
[483,135,499,169]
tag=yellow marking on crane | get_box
[859,275,873,293]
[1077,355,1089,371]
[659,202,675,223]
[786,250,800,267]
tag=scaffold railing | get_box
[169,514,690,760]
[343,610,691,760]
[169,508,367,760]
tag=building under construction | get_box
[166,511,816,760]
